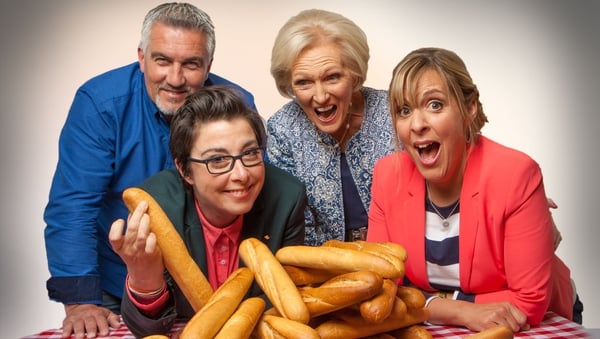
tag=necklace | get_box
[427,197,460,227]
[425,182,460,227]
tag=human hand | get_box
[427,298,528,332]
[108,200,165,290]
[62,304,120,338]
[458,301,529,333]
[547,198,558,209]
[547,198,562,250]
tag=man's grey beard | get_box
[155,95,178,117]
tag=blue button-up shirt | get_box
[44,62,255,304]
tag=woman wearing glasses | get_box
[108,85,307,338]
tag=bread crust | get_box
[283,265,340,286]
[275,245,403,279]
[254,314,321,339]
[359,278,398,323]
[396,285,426,309]
[465,325,514,339]
[316,301,429,339]
[214,297,266,339]
[323,239,407,261]
[179,267,255,339]
[299,270,383,317]
[387,324,433,339]
[239,238,310,324]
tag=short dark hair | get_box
[170,85,266,177]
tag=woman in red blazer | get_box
[368,47,574,333]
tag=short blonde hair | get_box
[271,9,370,98]
[389,47,488,148]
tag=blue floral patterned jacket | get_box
[266,87,395,246]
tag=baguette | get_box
[122,187,213,312]
[239,238,310,324]
[283,265,341,286]
[299,270,383,317]
[179,267,254,339]
[214,297,266,339]
[465,325,514,339]
[363,240,408,261]
[316,301,429,339]
[396,285,426,309]
[322,240,405,278]
[387,324,433,339]
[254,314,320,339]
[275,245,403,279]
[323,239,407,264]
[359,278,398,323]
[371,335,395,339]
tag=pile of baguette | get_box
[124,187,430,339]
[178,238,432,339]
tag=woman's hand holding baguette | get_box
[109,199,165,293]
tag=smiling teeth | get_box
[316,106,334,112]
[416,143,432,149]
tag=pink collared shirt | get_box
[195,198,244,290]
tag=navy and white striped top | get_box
[425,198,475,302]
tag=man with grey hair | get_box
[43,3,255,337]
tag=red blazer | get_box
[368,136,573,324]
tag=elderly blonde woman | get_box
[267,9,394,246]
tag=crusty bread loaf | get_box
[179,267,254,339]
[299,270,383,317]
[239,238,310,324]
[465,325,514,339]
[214,297,265,339]
[122,187,213,312]
[283,265,341,286]
[359,278,398,323]
[316,300,429,339]
[275,245,403,279]
[387,324,433,338]
[396,285,426,309]
[323,239,407,263]
[254,314,320,339]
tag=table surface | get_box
[22,312,593,338]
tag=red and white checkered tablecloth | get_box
[21,322,185,339]
[425,312,591,338]
[425,312,591,339]
[22,312,591,338]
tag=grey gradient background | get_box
[1,0,598,337]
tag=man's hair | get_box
[139,2,215,58]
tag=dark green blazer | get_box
[122,164,307,337]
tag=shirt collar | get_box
[194,197,244,246]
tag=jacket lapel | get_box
[403,159,431,289]
[182,191,210,274]
[457,141,483,292]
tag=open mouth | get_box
[416,142,440,164]
[314,105,337,123]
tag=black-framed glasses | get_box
[188,147,265,174]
